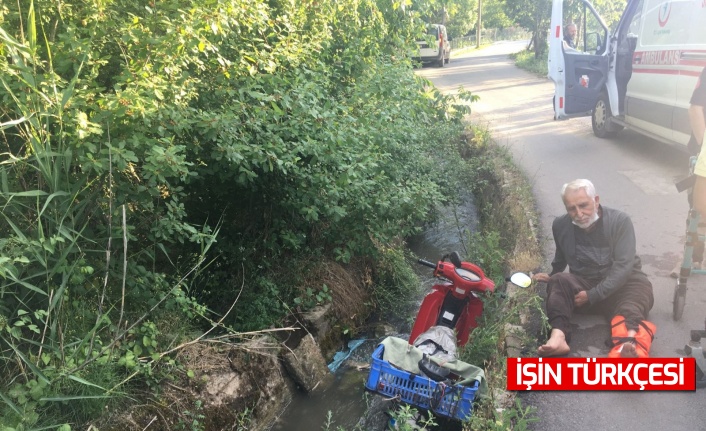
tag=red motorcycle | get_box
[411,252,495,350]
[365,251,496,423]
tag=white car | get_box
[414,24,451,67]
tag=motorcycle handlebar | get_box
[417,259,437,269]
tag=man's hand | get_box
[574,290,589,308]
[532,272,550,283]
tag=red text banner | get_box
[507,357,695,391]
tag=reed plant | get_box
[0,2,218,428]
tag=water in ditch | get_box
[268,193,478,431]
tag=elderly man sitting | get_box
[532,179,655,358]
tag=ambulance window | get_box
[584,6,608,54]
[628,0,643,36]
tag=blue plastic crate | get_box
[365,344,479,421]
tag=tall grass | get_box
[0,3,219,428]
[1,6,107,425]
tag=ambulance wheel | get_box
[672,283,686,321]
[592,92,622,139]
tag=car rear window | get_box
[426,27,439,37]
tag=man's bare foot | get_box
[538,329,571,357]
[620,342,638,358]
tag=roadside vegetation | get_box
[0,0,589,429]
[0,0,484,429]
[511,50,548,77]
[459,130,547,431]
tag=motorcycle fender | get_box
[455,296,483,346]
[409,290,446,345]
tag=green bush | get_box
[0,0,477,427]
[511,49,548,77]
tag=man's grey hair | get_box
[561,179,596,199]
[565,23,577,30]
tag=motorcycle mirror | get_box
[450,251,462,268]
[508,272,532,288]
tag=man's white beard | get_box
[572,210,599,229]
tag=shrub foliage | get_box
[0,0,475,427]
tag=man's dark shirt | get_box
[573,217,612,283]
[564,36,576,49]
[549,206,645,304]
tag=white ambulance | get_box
[549,0,706,148]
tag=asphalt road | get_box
[419,41,706,430]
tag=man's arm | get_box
[533,220,568,283]
[586,212,636,304]
[693,174,706,217]
[689,104,705,147]
[550,218,568,275]
[550,244,568,275]
[689,68,706,149]
[690,69,706,213]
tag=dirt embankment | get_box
[96,258,374,431]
